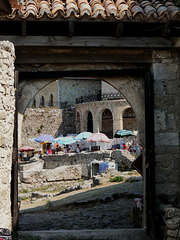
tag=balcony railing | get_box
[101,92,124,100]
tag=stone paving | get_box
[18,175,143,231]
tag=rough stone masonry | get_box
[0,41,15,230]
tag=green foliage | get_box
[40,125,44,129]
[119,165,132,172]
[37,128,41,133]
[19,189,28,193]
[23,114,27,120]
[126,177,140,183]
[20,196,30,201]
[109,176,124,182]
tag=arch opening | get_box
[102,108,113,138]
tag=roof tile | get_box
[8,0,180,21]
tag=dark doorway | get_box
[87,111,93,132]
[102,108,113,138]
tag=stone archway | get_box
[103,76,145,146]
[102,108,113,138]
[87,111,93,133]
[123,108,137,131]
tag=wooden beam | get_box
[15,48,152,64]
[116,23,123,37]
[69,21,74,37]
[0,36,174,48]
[22,20,27,36]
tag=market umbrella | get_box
[19,146,35,152]
[75,132,92,140]
[35,135,54,143]
[52,136,76,146]
[86,133,111,143]
[114,130,134,138]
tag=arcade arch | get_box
[102,108,113,138]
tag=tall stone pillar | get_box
[0,41,15,231]
[93,119,100,133]
[113,108,123,135]
[152,50,180,239]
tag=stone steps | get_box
[18,229,149,240]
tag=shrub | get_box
[109,176,124,182]
[37,128,41,133]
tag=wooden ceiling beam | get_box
[0,36,173,48]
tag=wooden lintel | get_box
[69,21,74,37]
[116,23,123,37]
[22,19,27,36]
[0,36,174,48]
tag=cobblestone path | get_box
[18,180,143,231]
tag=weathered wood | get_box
[22,19,27,36]
[0,36,174,48]
[69,21,74,37]
[15,48,152,64]
[16,63,147,73]
[116,23,123,37]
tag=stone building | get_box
[0,0,179,239]
[21,79,136,141]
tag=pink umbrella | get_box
[19,146,35,152]
[86,133,111,143]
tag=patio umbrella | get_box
[86,133,111,143]
[19,146,35,152]
[75,132,92,140]
[35,135,54,143]
[114,130,134,138]
[52,136,76,146]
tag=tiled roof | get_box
[8,0,180,21]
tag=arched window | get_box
[41,96,45,107]
[50,94,53,107]
[102,108,113,138]
[87,111,93,133]
[123,108,137,130]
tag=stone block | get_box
[0,110,7,120]
[155,133,179,146]
[166,80,179,95]
[156,183,179,196]
[154,110,166,131]
[153,50,172,59]
[167,229,180,238]
[165,206,180,219]
[154,80,165,96]
[166,217,180,230]
[153,63,178,80]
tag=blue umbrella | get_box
[52,136,76,146]
[114,130,134,138]
[35,135,54,143]
[75,132,92,140]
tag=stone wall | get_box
[42,149,135,177]
[29,80,58,108]
[0,41,15,230]
[19,163,82,183]
[20,108,63,148]
[57,79,101,107]
[152,50,180,239]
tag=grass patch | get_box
[20,196,30,201]
[109,176,124,182]
[19,189,29,194]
